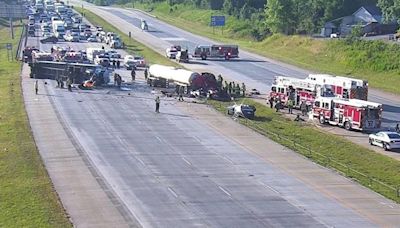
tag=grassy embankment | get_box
[77,8,178,66]
[79,6,400,203]
[209,99,400,203]
[133,2,400,95]
[0,20,71,227]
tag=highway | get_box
[76,2,400,130]
[24,3,400,227]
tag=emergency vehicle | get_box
[313,97,382,131]
[193,44,239,60]
[269,76,333,107]
[306,74,368,100]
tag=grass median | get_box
[208,99,400,203]
[0,24,71,227]
[77,7,179,67]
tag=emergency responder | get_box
[300,101,307,116]
[178,86,184,102]
[235,84,240,97]
[224,81,228,92]
[112,59,116,69]
[66,78,72,92]
[116,59,120,69]
[131,68,136,81]
[241,83,246,97]
[228,82,232,95]
[155,96,160,113]
[144,68,148,80]
[395,123,400,133]
[275,98,282,112]
[288,99,294,114]
[268,96,274,109]
[34,80,38,95]
[116,74,122,88]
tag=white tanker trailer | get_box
[148,64,202,89]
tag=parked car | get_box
[40,36,58,44]
[369,131,400,151]
[227,104,256,119]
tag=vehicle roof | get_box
[376,131,400,135]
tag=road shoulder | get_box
[21,64,133,228]
[176,101,400,226]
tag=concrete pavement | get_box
[21,64,137,227]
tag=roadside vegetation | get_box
[117,1,400,95]
[0,22,71,227]
[209,99,400,203]
[78,5,400,203]
[77,8,179,66]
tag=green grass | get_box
[209,99,400,203]
[131,2,400,95]
[77,8,179,67]
[0,24,71,227]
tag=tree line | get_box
[89,0,400,39]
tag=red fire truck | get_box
[193,44,239,60]
[269,76,333,107]
[312,97,382,131]
[306,74,368,100]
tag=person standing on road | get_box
[395,123,400,133]
[34,80,38,95]
[144,68,148,80]
[155,96,160,113]
[131,68,136,81]
[116,59,120,69]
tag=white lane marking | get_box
[155,136,162,142]
[168,187,178,198]
[160,37,187,41]
[218,186,232,197]
[182,157,192,166]
[258,181,280,194]
[136,157,146,166]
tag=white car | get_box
[165,46,181,59]
[369,131,400,151]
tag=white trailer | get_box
[86,48,105,62]
[52,21,65,39]
[148,64,200,88]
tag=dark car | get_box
[40,36,58,44]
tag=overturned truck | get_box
[29,61,112,86]
[147,64,217,93]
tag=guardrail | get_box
[15,24,26,61]
[209,100,400,201]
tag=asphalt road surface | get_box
[76,2,400,130]
[26,5,400,227]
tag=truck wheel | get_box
[201,55,206,60]
[344,121,351,131]
[319,115,325,124]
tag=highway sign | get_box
[0,4,25,18]
[211,16,225,27]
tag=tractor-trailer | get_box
[148,64,202,89]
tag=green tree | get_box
[265,0,294,34]
[223,0,233,14]
[378,0,400,24]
